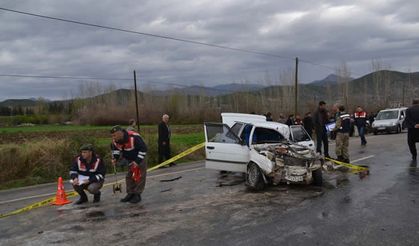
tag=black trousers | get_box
[408,128,419,158]
[158,142,171,163]
[316,128,329,156]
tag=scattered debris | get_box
[160,176,182,182]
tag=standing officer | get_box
[158,114,174,166]
[333,105,351,163]
[111,126,147,204]
[405,99,419,161]
[354,106,368,146]
[70,144,106,205]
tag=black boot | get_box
[128,194,142,204]
[120,193,134,203]
[74,192,88,205]
[93,192,101,203]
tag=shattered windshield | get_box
[376,110,398,120]
[252,127,284,144]
[291,126,311,142]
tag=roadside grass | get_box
[0,126,204,190]
[0,124,201,134]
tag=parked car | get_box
[372,107,407,135]
[204,113,323,190]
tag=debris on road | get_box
[159,176,182,182]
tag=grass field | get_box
[0,124,205,190]
[0,124,202,134]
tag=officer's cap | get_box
[110,125,123,133]
[80,143,94,152]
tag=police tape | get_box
[0,191,78,219]
[0,142,205,219]
[324,157,369,172]
[147,142,205,172]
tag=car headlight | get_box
[391,122,396,126]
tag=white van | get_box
[372,107,407,134]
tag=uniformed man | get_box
[405,99,419,161]
[333,105,351,163]
[110,125,147,204]
[70,144,106,205]
[354,106,368,146]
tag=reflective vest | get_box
[338,113,351,133]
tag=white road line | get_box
[351,155,375,163]
[0,193,57,205]
[0,166,205,205]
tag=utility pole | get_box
[294,57,299,116]
[133,70,140,132]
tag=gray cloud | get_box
[0,0,419,100]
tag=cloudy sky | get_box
[1,0,418,100]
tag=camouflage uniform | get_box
[334,111,351,162]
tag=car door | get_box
[289,125,315,150]
[204,123,249,172]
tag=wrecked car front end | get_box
[253,143,323,185]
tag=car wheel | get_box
[246,162,265,191]
[312,169,323,186]
[397,125,401,134]
[373,130,378,135]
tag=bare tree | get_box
[336,61,351,110]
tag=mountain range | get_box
[1,70,417,108]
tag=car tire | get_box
[246,162,265,191]
[397,125,401,134]
[312,169,323,186]
[373,130,378,135]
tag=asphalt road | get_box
[0,132,418,246]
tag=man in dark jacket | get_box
[354,106,368,146]
[111,125,147,204]
[70,144,106,205]
[405,99,419,161]
[303,112,313,137]
[158,114,174,166]
[313,101,330,158]
[285,114,294,126]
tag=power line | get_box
[0,7,294,61]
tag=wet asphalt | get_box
[0,131,418,246]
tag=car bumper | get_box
[284,164,321,184]
[373,125,398,132]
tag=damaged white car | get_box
[205,113,323,190]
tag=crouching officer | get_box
[70,144,106,205]
[110,125,147,204]
[333,105,351,163]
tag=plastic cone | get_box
[51,177,71,205]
